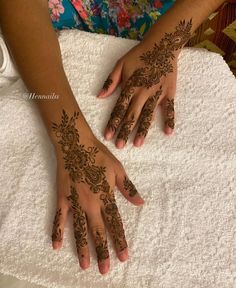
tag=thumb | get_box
[97,59,123,98]
[51,200,69,250]
[115,163,145,206]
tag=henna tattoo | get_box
[67,186,88,251]
[117,114,135,143]
[52,110,110,193]
[107,20,192,135]
[137,89,162,138]
[165,98,175,129]
[94,230,109,262]
[102,77,113,91]
[100,191,127,252]
[52,110,129,257]
[123,176,138,197]
[52,208,62,242]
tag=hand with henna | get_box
[51,110,144,275]
[97,19,193,149]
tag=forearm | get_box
[143,0,226,47]
[0,0,93,144]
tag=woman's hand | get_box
[97,19,193,149]
[51,110,144,275]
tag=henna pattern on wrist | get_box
[67,186,88,251]
[117,114,135,143]
[137,88,162,138]
[123,176,138,197]
[107,19,192,135]
[165,98,175,129]
[52,110,110,193]
[100,191,127,252]
[102,77,113,91]
[52,208,62,242]
[94,230,109,262]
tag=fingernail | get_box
[137,197,145,205]
[52,241,61,250]
[134,137,143,147]
[118,250,128,262]
[99,262,109,275]
[105,130,113,140]
[116,139,125,149]
[80,258,90,270]
[165,127,173,135]
[97,89,105,98]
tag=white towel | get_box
[0,29,235,288]
[0,33,19,90]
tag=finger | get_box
[97,60,123,98]
[163,97,175,135]
[51,204,69,250]
[134,87,163,147]
[100,191,128,262]
[115,92,147,149]
[104,81,135,140]
[115,163,144,205]
[67,185,90,270]
[87,215,110,275]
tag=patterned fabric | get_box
[186,1,236,76]
[48,0,236,75]
[48,0,175,40]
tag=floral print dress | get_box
[48,0,175,40]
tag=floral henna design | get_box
[94,230,109,262]
[52,110,110,193]
[100,192,127,252]
[165,98,175,129]
[137,88,162,138]
[107,20,192,135]
[123,176,138,197]
[102,77,113,91]
[117,114,135,143]
[67,186,88,251]
[52,208,62,242]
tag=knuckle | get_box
[91,224,105,236]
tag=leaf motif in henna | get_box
[102,77,113,91]
[123,176,138,197]
[94,230,109,262]
[100,192,127,252]
[165,98,175,129]
[52,110,110,193]
[67,186,88,250]
[137,88,162,138]
[117,114,135,143]
[52,208,62,242]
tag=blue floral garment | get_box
[48,0,175,40]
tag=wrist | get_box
[49,109,96,152]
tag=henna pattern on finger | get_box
[106,20,192,136]
[67,186,88,251]
[102,77,113,91]
[123,176,138,197]
[52,110,110,193]
[94,230,109,262]
[100,191,127,252]
[137,88,162,138]
[117,114,135,143]
[165,98,175,129]
[52,208,62,242]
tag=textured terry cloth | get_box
[0,33,19,89]
[0,29,236,288]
